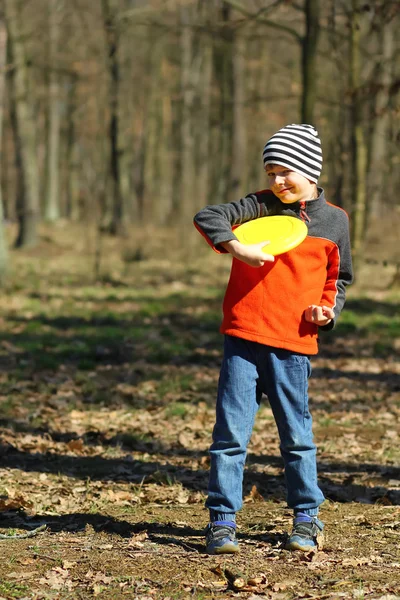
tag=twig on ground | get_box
[32,553,59,562]
[0,524,47,540]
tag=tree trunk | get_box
[5,0,40,248]
[141,37,163,225]
[102,0,124,235]
[230,31,246,197]
[8,33,25,236]
[0,16,8,283]
[63,73,80,220]
[179,3,196,232]
[215,5,233,202]
[196,37,212,211]
[368,18,394,219]
[158,56,173,223]
[301,0,320,123]
[349,0,367,262]
[118,31,139,226]
[44,0,62,222]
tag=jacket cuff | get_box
[320,319,335,332]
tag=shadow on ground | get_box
[1,441,399,507]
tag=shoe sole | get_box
[285,540,316,552]
[207,543,239,555]
[285,531,324,552]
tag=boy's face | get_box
[265,164,316,204]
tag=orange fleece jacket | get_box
[194,189,353,355]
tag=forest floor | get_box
[0,223,399,600]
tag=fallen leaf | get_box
[93,572,114,584]
[0,494,33,511]
[244,485,265,503]
[342,557,371,567]
[63,560,77,569]
[93,584,104,596]
[128,532,148,547]
[271,582,287,591]
[176,488,190,504]
[67,439,84,453]
[7,571,36,580]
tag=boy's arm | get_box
[220,239,274,267]
[316,214,354,330]
[193,193,270,253]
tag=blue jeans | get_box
[206,335,324,521]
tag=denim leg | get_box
[206,335,261,517]
[259,348,324,512]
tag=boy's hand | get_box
[221,240,275,268]
[304,305,335,326]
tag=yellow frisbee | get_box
[234,215,308,256]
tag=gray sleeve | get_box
[193,194,266,250]
[320,213,354,331]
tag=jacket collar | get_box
[279,187,326,216]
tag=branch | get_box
[0,524,47,540]
[117,0,193,22]
[116,5,158,21]
[223,0,302,42]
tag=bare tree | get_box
[44,0,63,222]
[368,9,395,219]
[102,0,124,234]
[141,35,164,224]
[214,3,234,201]
[179,1,196,230]
[0,8,8,282]
[5,0,40,248]
[222,0,320,123]
[62,71,80,220]
[230,28,247,196]
[302,0,320,123]
[196,16,213,210]
[349,0,367,261]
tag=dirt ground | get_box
[1,502,400,599]
[0,226,399,599]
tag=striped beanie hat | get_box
[262,124,323,183]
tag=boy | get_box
[193,124,353,554]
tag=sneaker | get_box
[285,514,324,552]
[205,521,239,555]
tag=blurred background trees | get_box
[0,0,399,269]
